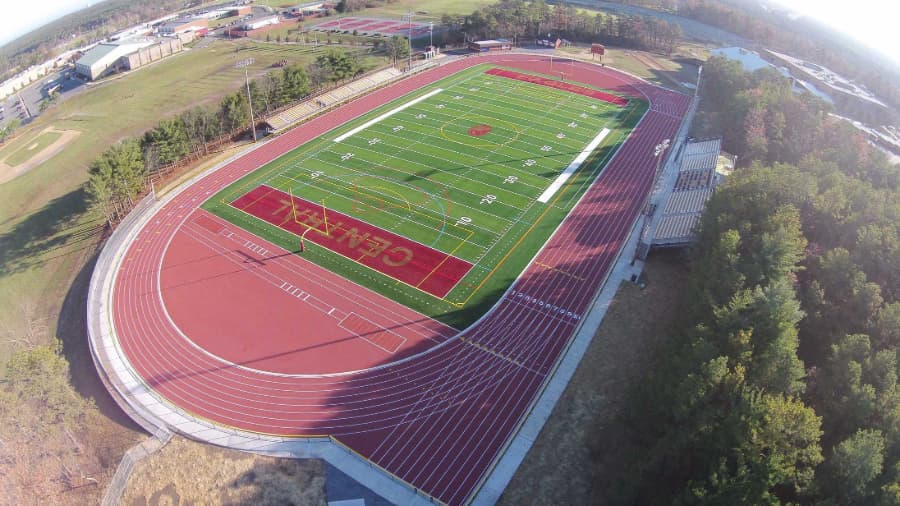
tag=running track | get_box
[108,54,689,504]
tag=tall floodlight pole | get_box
[236,58,256,142]
[429,21,433,51]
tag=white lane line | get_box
[537,128,610,204]
[333,88,444,143]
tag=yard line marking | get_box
[334,88,444,142]
[537,128,610,204]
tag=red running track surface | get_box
[230,185,473,299]
[485,67,630,107]
[111,54,689,504]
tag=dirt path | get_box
[0,126,81,185]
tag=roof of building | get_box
[76,45,120,68]
[76,39,156,68]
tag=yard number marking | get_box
[540,145,552,152]
[368,138,382,145]
[392,125,404,132]
[455,216,472,226]
[311,171,324,178]
[503,175,518,184]
[523,159,536,167]
[415,113,427,119]
[341,152,354,161]
[481,194,497,205]
[568,122,578,128]
[556,133,566,139]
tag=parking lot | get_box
[1,67,86,129]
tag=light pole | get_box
[653,138,670,185]
[236,58,256,142]
[632,138,671,264]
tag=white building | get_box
[243,15,280,31]
[74,39,156,80]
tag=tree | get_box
[220,91,249,132]
[143,118,189,166]
[828,429,886,504]
[385,35,409,64]
[873,302,900,349]
[86,138,145,225]
[315,49,361,82]
[280,63,310,102]
[3,343,89,433]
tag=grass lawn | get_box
[205,63,646,328]
[0,40,378,331]
[0,36,389,364]
[3,130,62,166]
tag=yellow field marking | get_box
[354,184,413,212]
[534,261,585,281]
[416,227,475,289]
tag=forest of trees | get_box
[445,0,683,54]
[86,49,364,225]
[594,56,900,504]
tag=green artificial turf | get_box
[205,64,647,328]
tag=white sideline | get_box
[333,88,444,142]
[537,128,611,203]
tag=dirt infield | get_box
[0,126,80,185]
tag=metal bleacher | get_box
[652,137,724,246]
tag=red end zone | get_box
[231,185,473,299]
[485,67,629,107]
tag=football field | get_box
[205,64,647,328]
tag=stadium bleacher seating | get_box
[265,68,404,132]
